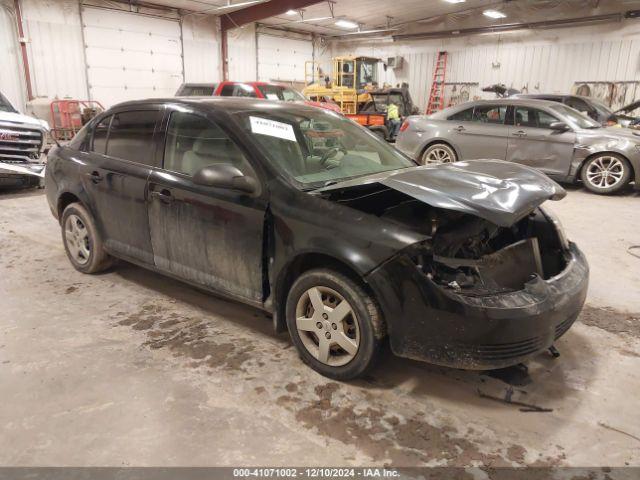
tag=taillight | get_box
[399,120,410,132]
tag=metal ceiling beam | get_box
[220,0,324,30]
[220,0,324,80]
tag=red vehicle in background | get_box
[176,81,342,114]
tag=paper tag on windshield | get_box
[265,94,279,100]
[250,116,296,142]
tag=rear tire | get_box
[61,203,112,274]
[421,143,457,165]
[286,269,383,380]
[581,153,631,194]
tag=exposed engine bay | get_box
[322,185,568,296]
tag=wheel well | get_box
[420,139,457,159]
[57,192,80,220]
[577,151,635,180]
[273,253,379,333]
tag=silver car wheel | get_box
[422,144,456,165]
[64,214,91,265]
[585,156,625,189]
[295,286,360,367]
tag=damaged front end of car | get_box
[318,160,589,369]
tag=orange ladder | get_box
[426,51,448,114]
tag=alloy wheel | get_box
[64,214,91,265]
[295,286,360,367]
[586,156,625,189]
[423,146,455,164]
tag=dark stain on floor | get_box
[115,303,255,372]
[579,305,640,339]
[278,380,565,467]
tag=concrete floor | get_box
[0,186,639,467]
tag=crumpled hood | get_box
[317,159,566,227]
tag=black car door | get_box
[82,108,163,264]
[147,106,267,305]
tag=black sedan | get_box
[45,98,588,380]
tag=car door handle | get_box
[453,125,466,132]
[150,189,174,204]
[86,171,103,183]
[512,130,527,137]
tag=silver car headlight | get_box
[540,206,569,250]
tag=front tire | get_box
[286,269,383,380]
[581,153,631,194]
[421,143,457,165]
[61,203,112,274]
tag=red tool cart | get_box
[50,100,104,141]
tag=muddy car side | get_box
[45,98,588,379]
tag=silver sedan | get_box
[396,98,640,194]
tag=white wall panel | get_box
[21,0,87,101]
[182,15,220,83]
[14,0,220,108]
[227,23,256,81]
[0,1,25,110]
[82,6,183,106]
[336,21,640,111]
[257,33,312,83]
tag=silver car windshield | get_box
[550,104,601,129]
[235,109,414,188]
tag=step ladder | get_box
[426,51,448,114]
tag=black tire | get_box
[420,142,457,165]
[580,153,632,194]
[286,269,384,380]
[61,203,112,274]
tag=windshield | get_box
[234,108,414,189]
[588,97,613,117]
[257,85,306,102]
[550,104,602,129]
[0,93,17,113]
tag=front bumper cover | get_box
[366,242,589,369]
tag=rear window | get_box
[106,110,161,165]
[177,85,216,96]
[472,105,507,124]
[447,107,473,121]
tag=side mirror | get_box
[193,164,258,194]
[549,121,570,132]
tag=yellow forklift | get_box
[303,56,380,114]
[303,56,418,140]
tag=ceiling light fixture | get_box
[483,9,506,19]
[335,19,359,29]
[299,16,333,22]
[216,0,263,11]
[444,0,466,3]
[285,9,298,15]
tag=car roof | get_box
[515,93,594,101]
[452,98,565,108]
[224,81,291,87]
[110,96,320,115]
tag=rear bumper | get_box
[366,243,589,369]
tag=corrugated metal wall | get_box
[8,0,220,108]
[182,15,220,84]
[227,23,256,81]
[337,22,640,111]
[22,0,88,100]
[0,1,25,110]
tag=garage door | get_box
[81,6,184,107]
[257,33,312,83]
